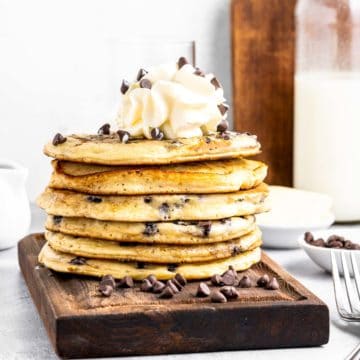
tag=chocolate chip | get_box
[175,273,187,286]
[232,246,241,256]
[205,137,211,144]
[167,264,177,273]
[120,79,130,94]
[238,275,252,288]
[52,133,67,146]
[166,280,179,294]
[211,274,224,286]
[328,234,344,243]
[177,57,189,69]
[143,223,158,236]
[140,279,153,292]
[147,274,157,284]
[136,68,148,81]
[100,274,116,288]
[53,215,63,225]
[221,132,231,140]
[217,120,229,133]
[344,240,353,249]
[99,283,113,297]
[136,262,145,269]
[194,67,205,77]
[266,277,280,290]
[326,237,342,247]
[220,286,239,299]
[330,240,343,248]
[211,77,222,89]
[153,280,166,293]
[211,290,227,303]
[304,231,314,243]
[151,127,164,140]
[69,257,87,265]
[118,276,134,288]
[139,78,152,89]
[221,271,236,286]
[198,221,211,237]
[257,274,270,287]
[218,103,229,116]
[144,196,152,204]
[312,238,326,247]
[196,282,210,297]
[158,286,174,299]
[86,195,102,203]
[117,130,130,143]
[159,202,170,219]
[98,123,110,135]
[227,265,238,278]
[171,278,183,291]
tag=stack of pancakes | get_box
[37,131,269,280]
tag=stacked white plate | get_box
[256,186,334,249]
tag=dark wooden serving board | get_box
[18,234,329,359]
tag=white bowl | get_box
[298,228,360,275]
[259,211,335,249]
[256,186,335,249]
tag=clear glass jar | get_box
[294,0,360,221]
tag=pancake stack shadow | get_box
[37,131,269,281]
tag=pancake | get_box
[39,243,261,280]
[49,158,267,195]
[45,215,256,244]
[44,131,260,165]
[37,183,269,222]
[45,227,261,264]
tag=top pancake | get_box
[44,131,260,165]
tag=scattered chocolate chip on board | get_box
[196,282,210,297]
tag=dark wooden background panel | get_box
[231,0,296,186]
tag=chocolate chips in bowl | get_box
[299,229,360,274]
[304,232,360,250]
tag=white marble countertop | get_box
[0,206,359,360]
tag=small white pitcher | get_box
[0,159,31,250]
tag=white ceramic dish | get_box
[0,159,31,250]
[298,229,360,275]
[258,211,335,249]
[257,186,334,248]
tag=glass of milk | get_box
[294,0,360,222]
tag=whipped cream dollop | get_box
[115,59,228,139]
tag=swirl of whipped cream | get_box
[115,60,228,139]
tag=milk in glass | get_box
[294,72,360,221]
[295,0,360,221]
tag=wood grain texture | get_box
[18,234,329,359]
[231,0,296,185]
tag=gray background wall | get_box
[0,0,232,200]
